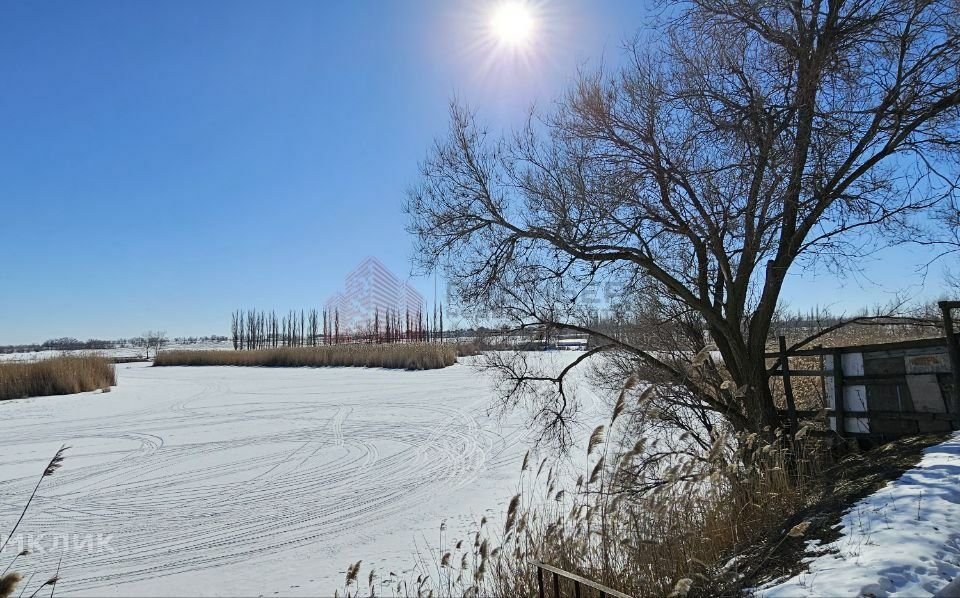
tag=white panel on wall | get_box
[815,354,869,432]
[842,352,864,376]
[843,385,869,412]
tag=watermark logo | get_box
[325,257,425,332]
[0,533,114,555]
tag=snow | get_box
[758,432,960,597]
[0,355,601,596]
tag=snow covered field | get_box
[759,432,960,597]
[0,356,597,596]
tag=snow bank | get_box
[758,432,960,597]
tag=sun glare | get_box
[458,0,552,81]
[490,2,536,46]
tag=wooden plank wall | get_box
[770,337,957,440]
[824,343,955,436]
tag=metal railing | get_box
[530,561,633,598]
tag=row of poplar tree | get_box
[229,305,444,350]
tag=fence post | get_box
[832,348,846,439]
[939,301,960,431]
[779,336,799,436]
[817,343,826,411]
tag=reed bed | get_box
[358,385,835,598]
[0,355,115,401]
[476,433,828,597]
[153,343,461,370]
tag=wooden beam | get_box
[763,337,950,358]
[864,411,955,421]
[939,301,960,431]
[767,368,834,377]
[529,561,633,598]
[818,344,827,418]
[833,349,846,438]
[780,336,799,437]
[778,409,833,417]
[776,409,955,422]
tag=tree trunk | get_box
[714,328,782,435]
[741,359,780,436]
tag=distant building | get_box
[325,257,424,333]
[324,291,353,330]
[401,281,422,317]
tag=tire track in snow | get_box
[0,361,532,595]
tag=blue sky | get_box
[0,1,952,344]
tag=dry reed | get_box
[153,343,460,370]
[0,356,115,401]
[0,573,21,598]
[372,386,833,598]
[1,448,69,598]
[473,423,830,597]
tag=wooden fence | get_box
[530,561,633,598]
[767,301,960,440]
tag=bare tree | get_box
[142,330,167,360]
[309,309,319,346]
[407,0,960,439]
[155,331,168,355]
[230,311,239,350]
[935,199,960,288]
[944,266,960,297]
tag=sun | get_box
[490,1,536,46]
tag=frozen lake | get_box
[0,357,589,596]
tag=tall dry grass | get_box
[477,430,827,597]
[0,447,68,598]
[0,356,115,401]
[360,383,831,598]
[154,343,461,370]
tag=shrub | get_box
[0,356,115,401]
[153,343,460,370]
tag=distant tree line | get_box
[0,334,228,355]
[42,338,116,350]
[229,305,445,350]
[0,337,127,354]
[560,300,951,355]
[170,335,229,344]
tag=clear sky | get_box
[0,1,952,344]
